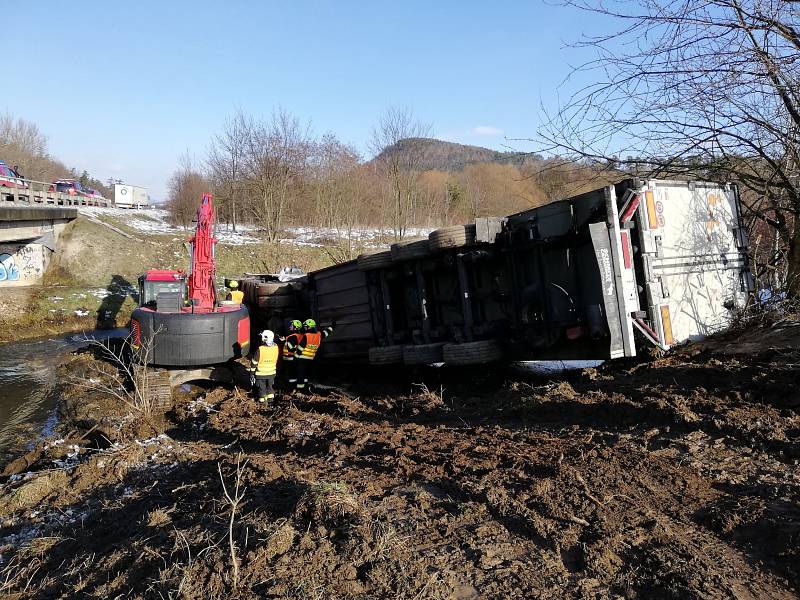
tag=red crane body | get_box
[188,192,217,311]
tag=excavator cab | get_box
[138,270,188,309]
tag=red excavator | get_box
[130,193,250,368]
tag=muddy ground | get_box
[0,323,798,599]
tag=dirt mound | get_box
[0,328,798,598]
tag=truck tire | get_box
[390,239,430,262]
[402,343,445,365]
[428,224,477,251]
[443,339,504,365]
[357,251,393,271]
[257,282,293,296]
[368,345,404,365]
[258,294,296,309]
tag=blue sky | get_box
[4,1,601,200]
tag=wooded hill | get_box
[373,137,539,172]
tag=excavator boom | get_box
[188,193,217,311]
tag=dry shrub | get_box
[295,481,364,527]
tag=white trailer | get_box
[114,184,149,208]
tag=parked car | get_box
[0,161,28,189]
[49,179,90,197]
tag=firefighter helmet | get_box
[303,318,317,330]
[289,319,302,331]
[261,330,274,344]
[228,280,239,289]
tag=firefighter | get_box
[249,330,279,404]
[291,318,334,391]
[226,280,244,304]
[277,319,302,390]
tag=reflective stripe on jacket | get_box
[297,331,321,359]
[282,333,300,359]
[296,326,333,360]
[251,344,279,376]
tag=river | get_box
[0,329,127,457]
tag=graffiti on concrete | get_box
[0,253,19,281]
[0,243,46,285]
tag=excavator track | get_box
[132,365,173,412]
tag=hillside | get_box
[374,137,540,172]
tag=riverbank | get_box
[0,323,797,598]
[0,284,136,344]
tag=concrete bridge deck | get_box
[0,205,78,243]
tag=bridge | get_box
[0,176,114,285]
[0,204,79,286]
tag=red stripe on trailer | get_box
[620,231,632,269]
[620,193,641,222]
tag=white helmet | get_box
[261,330,275,345]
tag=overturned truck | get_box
[241,178,752,366]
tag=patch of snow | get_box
[282,226,434,248]
[74,309,90,317]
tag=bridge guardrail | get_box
[0,177,111,209]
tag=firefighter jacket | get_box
[251,344,279,377]
[227,290,244,304]
[282,332,300,360]
[294,326,334,360]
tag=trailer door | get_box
[636,181,751,347]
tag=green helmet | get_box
[228,280,239,289]
[303,318,317,330]
[289,319,302,331]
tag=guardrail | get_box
[0,177,111,208]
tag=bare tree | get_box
[369,107,432,240]
[207,110,251,232]
[243,109,312,241]
[541,0,800,290]
[218,452,248,590]
[0,114,50,179]
[168,151,208,229]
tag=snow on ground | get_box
[285,226,434,248]
[81,206,435,248]
[81,207,260,244]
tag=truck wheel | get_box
[402,343,445,365]
[368,345,404,365]
[428,224,477,251]
[357,250,393,271]
[258,294,296,308]
[257,282,293,296]
[443,339,504,365]
[390,239,430,262]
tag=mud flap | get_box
[589,222,625,359]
